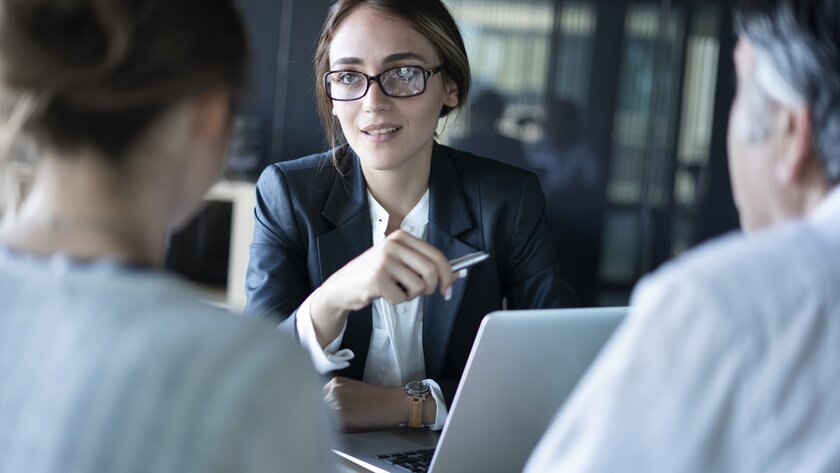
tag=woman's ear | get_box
[443,78,459,109]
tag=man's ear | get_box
[191,89,230,141]
[775,104,814,185]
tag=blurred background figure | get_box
[458,89,528,169]
[529,98,605,306]
[529,98,602,189]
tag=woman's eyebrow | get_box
[383,52,428,64]
[331,57,363,67]
[331,52,428,69]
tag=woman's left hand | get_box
[323,377,407,431]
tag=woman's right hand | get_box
[309,230,458,345]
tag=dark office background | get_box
[207,0,741,307]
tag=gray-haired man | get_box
[526,0,840,471]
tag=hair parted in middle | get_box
[313,0,471,164]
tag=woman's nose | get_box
[362,79,391,113]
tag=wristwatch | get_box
[403,380,431,428]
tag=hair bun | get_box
[0,0,130,105]
[0,0,248,159]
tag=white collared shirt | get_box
[295,189,448,430]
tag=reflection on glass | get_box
[458,89,528,170]
[553,2,597,106]
[447,0,553,97]
[599,3,687,291]
[671,5,721,256]
[677,36,719,170]
[444,0,730,305]
[444,0,554,144]
[599,210,639,283]
[529,97,604,306]
[607,4,685,206]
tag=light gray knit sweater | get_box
[0,248,335,472]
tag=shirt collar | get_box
[367,189,430,241]
[402,189,431,231]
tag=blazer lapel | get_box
[424,145,480,379]
[316,150,373,379]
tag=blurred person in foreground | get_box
[0,0,333,471]
[527,0,840,471]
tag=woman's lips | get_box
[361,125,402,143]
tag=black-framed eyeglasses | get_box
[324,65,443,101]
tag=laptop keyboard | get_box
[376,448,435,472]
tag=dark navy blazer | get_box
[245,143,577,404]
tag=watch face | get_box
[405,380,430,395]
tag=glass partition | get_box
[444,0,730,305]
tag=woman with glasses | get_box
[246,0,577,432]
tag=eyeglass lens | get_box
[326,67,427,100]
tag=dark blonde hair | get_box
[0,0,250,161]
[313,0,471,163]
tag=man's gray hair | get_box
[735,0,840,183]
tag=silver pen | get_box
[449,251,490,272]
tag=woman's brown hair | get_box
[0,0,250,161]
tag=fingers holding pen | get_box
[316,230,461,322]
[387,244,442,297]
[386,230,458,296]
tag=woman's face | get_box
[328,6,459,173]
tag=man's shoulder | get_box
[666,222,816,276]
[640,220,832,314]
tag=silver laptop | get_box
[333,307,627,473]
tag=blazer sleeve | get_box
[503,173,578,309]
[244,165,312,333]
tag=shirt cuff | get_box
[295,289,354,374]
[424,379,448,431]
